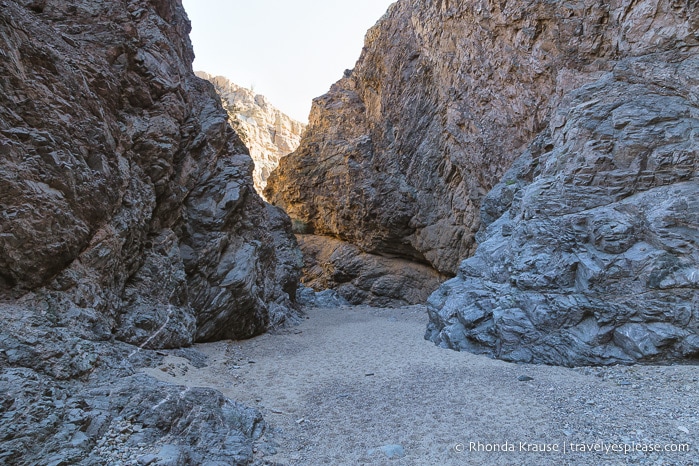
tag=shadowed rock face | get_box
[297,234,445,307]
[0,0,300,344]
[0,0,300,462]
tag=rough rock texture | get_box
[297,235,444,306]
[197,72,306,198]
[0,0,301,462]
[426,3,699,365]
[0,0,301,345]
[268,0,698,363]
[267,0,625,275]
[267,0,697,268]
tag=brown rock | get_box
[0,0,302,463]
[298,234,445,307]
[266,0,696,277]
[197,72,306,198]
[0,0,301,344]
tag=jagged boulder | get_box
[0,0,301,462]
[427,48,699,365]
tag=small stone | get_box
[368,444,405,459]
[517,375,534,382]
[137,455,157,466]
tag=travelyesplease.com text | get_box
[454,441,691,455]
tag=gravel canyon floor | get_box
[144,306,698,465]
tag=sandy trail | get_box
[144,305,698,465]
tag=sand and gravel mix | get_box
[144,305,698,465]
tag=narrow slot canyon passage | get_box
[1,0,697,464]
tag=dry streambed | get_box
[144,306,698,465]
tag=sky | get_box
[181,0,396,122]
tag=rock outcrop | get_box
[427,51,699,366]
[0,0,300,462]
[197,72,306,198]
[297,234,444,307]
[268,0,698,363]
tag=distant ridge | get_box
[196,72,306,198]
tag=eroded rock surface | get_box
[268,0,698,363]
[197,72,306,198]
[427,6,699,365]
[297,234,444,307]
[267,0,635,275]
[0,0,300,462]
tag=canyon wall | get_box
[0,0,301,462]
[197,72,306,197]
[268,0,699,363]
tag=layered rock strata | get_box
[268,0,699,363]
[0,0,300,462]
[197,72,306,197]
[267,0,622,275]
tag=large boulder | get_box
[427,51,699,365]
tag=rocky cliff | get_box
[0,0,300,463]
[268,0,698,363]
[197,72,306,198]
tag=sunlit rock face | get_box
[0,0,300,462]
[196,72,306,198]
[268,0,699,363]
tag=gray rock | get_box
[295,285,351,308]
[138,454,158,465]
[368,444,406,459]
[427,54,699,366]
[0,0,301,464]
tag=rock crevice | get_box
[197,72,306,198]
